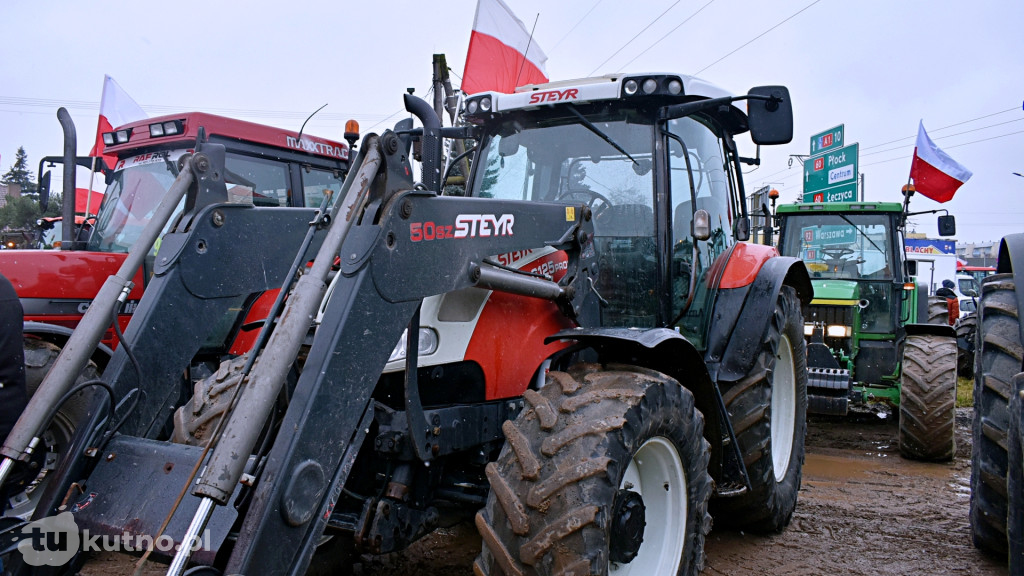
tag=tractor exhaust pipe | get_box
[58,108,77,250]
[0,157,195,486]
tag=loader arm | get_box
[224,153,598,574]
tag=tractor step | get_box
[807,367,852,416]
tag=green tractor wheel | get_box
[928,295,951,326]
[898,333,957,461]
[957,313,978,378]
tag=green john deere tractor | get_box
[774,191,959,461]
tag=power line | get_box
[549,1,604,53]
[618,0,719,71]
[861,117,1024,157]
[588,0,683,75]
[695,0,823,75]
[860,129,1024,168]
[860,106,1022,151]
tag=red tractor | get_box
[1,109,351,518]
[1,73,808,575]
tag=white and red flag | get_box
[462,0,548,94]
[89,75,146,170]
[909,120,972,203]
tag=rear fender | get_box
[904,322,955,338]
[22,321,114,370]
[711,256,811,383]
[546,327,749,489]
[997,233,1024,352]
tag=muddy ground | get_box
[81,408,1007,575]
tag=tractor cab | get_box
[461,74,792,348]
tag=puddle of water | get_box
[804,449,955,481]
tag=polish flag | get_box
[89,75,147,170]
[909,121,972,203]
[462,0,548,94]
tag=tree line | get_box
[1,147,60,231]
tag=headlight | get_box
[467,100,479,114]
[826,325,852,338]
[388,328,439,363]
[804,323,815,337]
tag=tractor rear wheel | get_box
[971,274,1022,556]
[7,339,98,519]
[898,333,957,461]
[928,295,952,325]
[711,286,808,533]
[957,313,978,377]
[474,363,713,576]
[1008,372,1024,575]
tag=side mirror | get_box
[38,171,51,212]
[906,260,918,276]
[967,289,979,298]
[735,216,750,241]
[498,134,520,157]
[937,215,956,236]
[693,209,711,241]
[747,86,793,145]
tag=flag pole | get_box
[85,156,99,219]
[514,14,540,88]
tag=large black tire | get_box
[958,313,978,377]
[971,274,1023,556]
[928,295,951,325]
[1008,372,1024,575]
[898,334,957,461]
[710,286,807,533]
[474,363,713,576]
[5,339,98,520]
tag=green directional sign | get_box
[803,182,858,203]
[804,143,858,196]
[810,124,844,155]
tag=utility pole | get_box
[859,172,865,202]
[432,54,471,192]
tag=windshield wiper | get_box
[837,213,886,255]
[566,104,638,165]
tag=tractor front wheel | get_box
[928,295,952,326]
[899,333,957,461]
[971,274,1022,556]
[474,363,712,576]
[711,285,808,533]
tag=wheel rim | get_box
[609,437,686,576]
[5,411,74,520]
[771,333,797,482]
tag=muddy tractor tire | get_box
[971,274,1023,556]
[928,295,952,326]
[957,313,978,378]
[898,334,957,461]
[474,363,713,576]
[172,353,250,446]
[7,339,99,519]
[711,285,808,533]
[1008,373,1024,575]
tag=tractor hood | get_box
[810,279,859,303]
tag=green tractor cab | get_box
[776,199,958,461]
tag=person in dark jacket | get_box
[0,272,26,443]
[0,272,26,513]
[935,279,959,325]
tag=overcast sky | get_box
[2,0,1021,243]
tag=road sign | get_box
[803,182,858,203]
[810,124,844,155]
[804,143,858,196]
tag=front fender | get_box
[546,327,748,490]
[22,321,114,369]
[710,256,811,383]
[998,233,1024,352]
